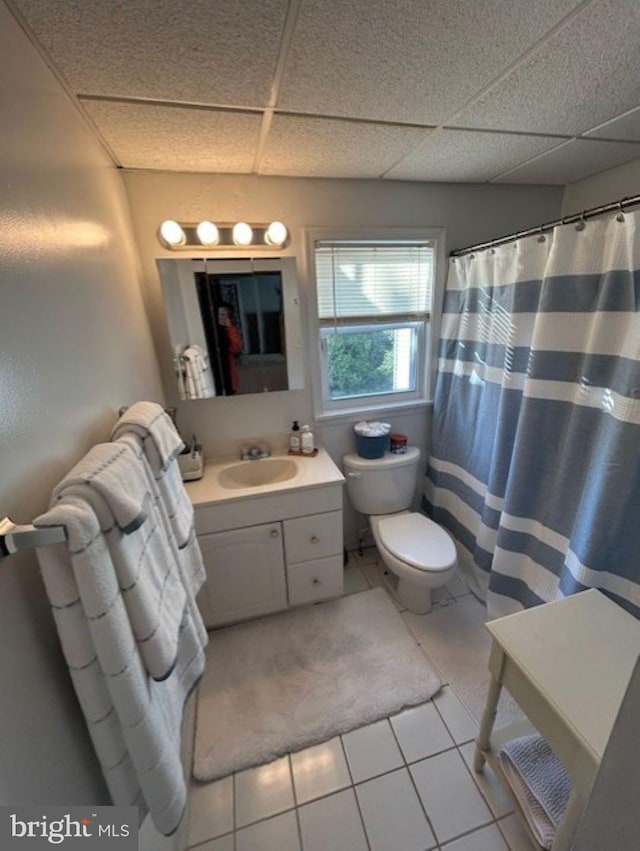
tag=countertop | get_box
[184,447,345,508]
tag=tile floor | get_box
[187,548,536,851]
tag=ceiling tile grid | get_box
[260,114,431,177]
[9,0,640,184]
[81,100,263,172]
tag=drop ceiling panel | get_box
[494,139,640,185]
[278,0,583,125]
[13,0,288,107]
[260,115,430,177]
[586,107,640,142]
[385,129,566,182]
[452,0,640,136]
[82,100,262,171]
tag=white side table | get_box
[474,589,640,850]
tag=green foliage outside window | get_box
[326,329,395,398]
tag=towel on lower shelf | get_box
[498,734,572,849]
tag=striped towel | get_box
[50,442,187,681]
[111,402,205,600]
[35,456,207,834]
[498,734,571,849]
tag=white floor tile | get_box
[433,686,479,744]
[442,823,509,850]
[195,834,235,851]
[410,750,493,844]
[291,736,351,804]
[236,811,301,851]
[343,566,371,595]
[356,768,436,851]
[298,789,368,851]
[445,571,471,598]
[234,756,295,829]
[390,701,455,763]
[459,741,513,818]
[342,719,404,783]
[188,776,234,846]
[497,814,539,850]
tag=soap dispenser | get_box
[289,420,301,453]
[301,424,315,455]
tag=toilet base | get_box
[380,567,433,615]
[397,577,432,614]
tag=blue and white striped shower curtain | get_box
[425,210,640,619]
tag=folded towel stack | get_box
[35,426,208,836]
[498,734,572,849]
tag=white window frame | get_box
[305,227,446,420]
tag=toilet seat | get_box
[376,512,456,572]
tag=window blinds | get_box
[315,241,434,324]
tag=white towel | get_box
[112,402,184,471]
[111,403,205,600]
[498,734,571,849]
[35,492,206,836]
[51,441,187,682]
[182,345,215,399]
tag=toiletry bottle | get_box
[289,420,301,453]
[301,424,315,455]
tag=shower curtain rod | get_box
[450,193,640,257]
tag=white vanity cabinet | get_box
[197,523,287,628]
[186,449,345,629]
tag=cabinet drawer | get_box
[283,510,342,564]
[287,555,344,606]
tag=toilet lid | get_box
[377,513,456,572]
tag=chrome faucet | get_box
[240,442,271,460]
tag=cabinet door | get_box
[197,523,287,627]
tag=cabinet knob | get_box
[270,528,279,538]
[312,578,321,586]
[310,535,319,544]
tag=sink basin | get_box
[217,457,298,489]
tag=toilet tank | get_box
[343,447,421,515]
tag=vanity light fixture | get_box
[159,219,186,247]
[196,220,219,246]
[157,220,290,250]
[265,220,288,246]
[232,222,253,246]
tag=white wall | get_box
[0,1,164,808]
[123,171,562,546]
[562,158,640,214]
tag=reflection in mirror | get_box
[157,257,302,399]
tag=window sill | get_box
[314,399,432,425]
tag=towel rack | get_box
[0,516,66,560]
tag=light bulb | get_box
[265,221,288,246]
[196,220,219,246]
[159,220,186,247]
[232,222,253,246]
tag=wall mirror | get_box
[157,256,303,399]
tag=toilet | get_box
[343,447,457,614]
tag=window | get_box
[311,236,438,414]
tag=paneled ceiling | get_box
[9,0,640,184]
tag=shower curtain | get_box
[425,210,640,618]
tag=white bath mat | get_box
[193,587,441,781]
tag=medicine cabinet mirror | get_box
[157,256,303,398]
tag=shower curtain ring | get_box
[537,226,546,243]
[575,212,586,231]
[616,201,625,222]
